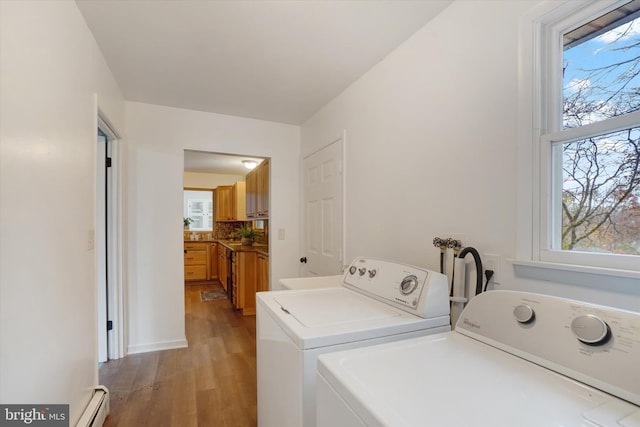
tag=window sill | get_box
[509,259,640,292]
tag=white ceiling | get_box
[76,0,453,125]
[184,150,265,175]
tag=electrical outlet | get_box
[483,253,501,285]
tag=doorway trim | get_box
[97,107,126,360]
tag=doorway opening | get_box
[182,150,271,312]
[97,112,125,363]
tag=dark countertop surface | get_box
[184,239,268,256]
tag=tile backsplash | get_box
[184,220,268,244]
[215,222,245,240]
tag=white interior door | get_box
[302,137,344,276]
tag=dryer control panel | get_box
[456,290,640,407]
[342,257,449,320]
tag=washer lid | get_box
[274,289,401,327]
[278,274,343,290]
[257,288,449,350]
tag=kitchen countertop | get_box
[184,239,268,256]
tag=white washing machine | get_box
[316,290,640,427]
[256,257,450,427]
[279,274,343,290]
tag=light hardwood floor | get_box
[100,282,257,427]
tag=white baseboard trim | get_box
[127,338,188,355]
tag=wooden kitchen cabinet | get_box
[215,182,246,221]
[256,160,269,217]
[184,242,208,281]
[215,185,234,221]
[218,248,228,291]
[233,251,257,315]
[245,171,257,218]
[233,181,247,221]
[231,252,238,308]
[257,254,269,292]
[209,243,218,279]
[245,159,269,218]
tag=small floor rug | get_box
[201,290,228,302]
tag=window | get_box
[184,190,213,231]
[535,0,640,271]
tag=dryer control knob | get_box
[571,315,611,345]
[349,266,357,275]
[513,304,535,324]
[358,267,366,276]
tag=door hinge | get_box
[106,157,112,168]
[107,320,113,331]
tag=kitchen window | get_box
[184,189,213,231]
[527,0,640,273]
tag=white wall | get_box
[301,0,640,310]
[125,102,300,353]
[0,0,124,423]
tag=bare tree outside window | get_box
[561,14,640,255]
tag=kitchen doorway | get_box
[183,150,270,289]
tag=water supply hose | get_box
[447,239,461,297]
[450,257,467,328]
[457,247,483,297]
[433,237,447,275]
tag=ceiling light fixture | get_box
[242,160,258,170]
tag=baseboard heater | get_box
[76,386,109,427]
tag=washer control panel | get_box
[400,275,419,295]
[456,290,640,406]
[342,257,449,319]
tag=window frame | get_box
[526,0,640,273]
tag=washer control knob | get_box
[400,275,418,295]
[368,269,377,278]
[571,315,611,345]
[358,267,366,276]
[349,266,357,275]
[513,304,535,324]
